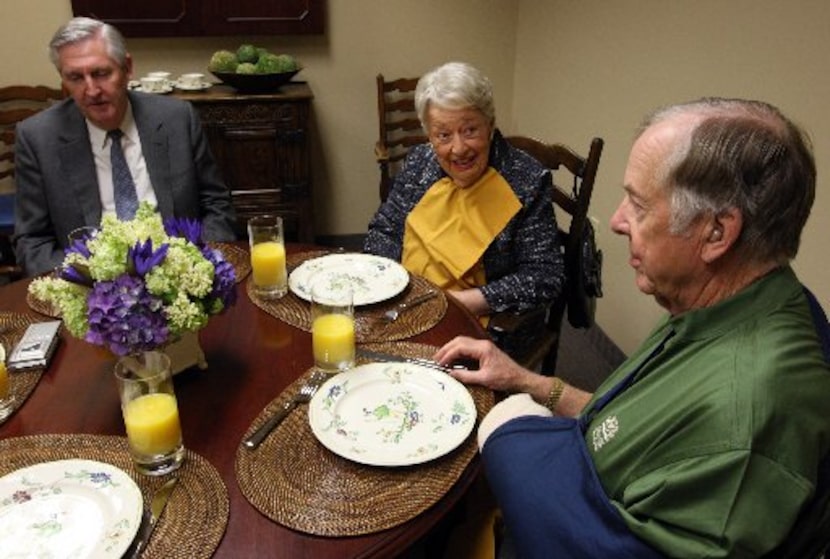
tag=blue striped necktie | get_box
[108,129,139,220]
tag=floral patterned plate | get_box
[288,253,409,306]
[308,362,477,466]
[0,459,143,558]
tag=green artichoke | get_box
[236,44,259,64]
[208,50,237,73]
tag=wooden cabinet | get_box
[71,0,325,37]
[174,83,314,243]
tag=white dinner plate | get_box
[289,253,410,306]
[0,459,143,558]
[308,362,477,466]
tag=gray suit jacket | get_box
[13,91,237,276]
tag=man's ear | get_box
[702,208,742,263]
[124,53,134,80]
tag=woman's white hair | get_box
[414,62,495,132]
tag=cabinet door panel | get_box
[72,0,324,36]
[203,0,324,35]
[71,0,199,37]
[222,128,281,193]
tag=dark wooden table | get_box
[0,244,488,558]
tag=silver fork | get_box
[243,372,324,450]
[383,290,437,323]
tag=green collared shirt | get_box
[584,266,830,558]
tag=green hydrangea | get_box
[28,277,90,338]
[236,62,257,74]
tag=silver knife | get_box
[129,476,178,558]
[356,349,476,373]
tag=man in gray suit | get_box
[14,17,237,276]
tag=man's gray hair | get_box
[49,17,128,70]
[640,97,815,265]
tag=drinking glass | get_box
[114,351,185,476]
[311,279,355,374]
[0,345,13,421]
[67,225,98,246]
[248,215,288,300]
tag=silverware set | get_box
[380,290,437,323]
[356,348,476,374]
[127,475,178,558]
[243,370,326,450]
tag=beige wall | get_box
[513,0,830,354]
[3,0,829,356]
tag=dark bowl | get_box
[210,69,301,93]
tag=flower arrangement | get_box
[28,203,236,356]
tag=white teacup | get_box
[140,76,165,93]
[178,73,205,88]
[147,71,172,85]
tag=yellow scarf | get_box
[402,167,521,291]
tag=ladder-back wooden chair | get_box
[0,85,65,183]
[0,85,65,282]
[375,74,425,202]
[488,136,604,373]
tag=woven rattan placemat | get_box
[25,242,250,320]
[1,312,47,425]
[26,291,59,318]
[248,251,448,343]
[0,434,229,559]
[235,341,494,536]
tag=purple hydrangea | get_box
[85,275,169,356]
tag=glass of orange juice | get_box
[247,215,288,300]
[311,278,355,375]
[0,343,14,421]
[114,351,184,475]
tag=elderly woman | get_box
[436,98,830,557]
[364,62,563,330]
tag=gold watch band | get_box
[544,377,565,413]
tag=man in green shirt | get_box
[436,98,830,557]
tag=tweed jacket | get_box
[364,130,564,313]
[14,91,237,276]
